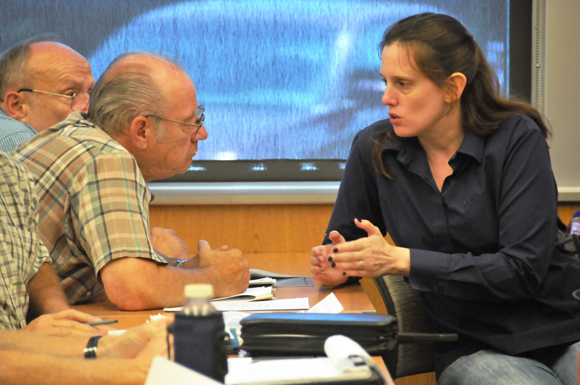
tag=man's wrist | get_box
[173,259,187,267]
[84,335,103,359]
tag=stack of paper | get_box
[212,286,274,302]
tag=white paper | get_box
[249,277,276,286]
[212,286,273,302]
[165,298,309,312]
[213,297,309,311]
[107,329,126,336]
[145,356,223,385]
[225,357,371,385]
[307,292,344,313]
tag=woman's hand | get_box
[312,219,411,283]
[311,230,351,286]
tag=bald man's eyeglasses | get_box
[17,89,90,112]
[145,105,205,135]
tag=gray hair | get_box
[88,51,183,140]
[0,33,61,101]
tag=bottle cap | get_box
[184,284,214,299]
[573,210,580,217]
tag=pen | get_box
[85,319,119,326]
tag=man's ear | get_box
[2,91,30,121]
[128,116,155,150]
[445,72,467,104]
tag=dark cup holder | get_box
[573,289,580,303]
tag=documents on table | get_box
[212,286,274,302]
[226,357,373,384]
[249,277,277,286]
[225,335,390,384]
[212,298,309,312]
[164,286,310,312]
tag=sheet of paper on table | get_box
[165,297,310,312]
[212,286,274,302]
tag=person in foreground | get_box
[0,317,172,385]
[0,35,94,152]
[0,150,109,335]
[12,52,250,311]
[311,13,580,384]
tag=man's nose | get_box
[194,125,208,141]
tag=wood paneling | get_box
[149,204,335,253]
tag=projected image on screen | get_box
[1,0,508,163]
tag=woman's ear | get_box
[445,72,467,104]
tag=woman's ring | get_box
[359,260,364,268]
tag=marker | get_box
[85,319,119,326]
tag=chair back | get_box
[374,275,435,379]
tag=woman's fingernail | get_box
[328,256,333,261]
[333,247,338,253]
[331,262,336,268]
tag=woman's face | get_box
[380,43,453,139]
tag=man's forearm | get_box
[101,259,218,310]
[26,263,70,320]
[0,350,145,385]
[0,329,88,357]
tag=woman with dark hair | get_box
[311,13,580,384]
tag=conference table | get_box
[73,252,376,328]
[72,252,389,377]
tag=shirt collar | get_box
[382,128,485,166]
[452,129,485,165]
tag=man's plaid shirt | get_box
[11,113,166,304]
[0,151,49,329]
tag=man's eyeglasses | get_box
[145,105,205,135]
[17,88,90,112]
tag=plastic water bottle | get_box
[171,284,228,382]
[569,210,580,235]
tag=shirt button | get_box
[431,284,438,291]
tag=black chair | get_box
[374,275,458,380]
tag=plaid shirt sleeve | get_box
[70,151,166,276]
[0,151,49,330]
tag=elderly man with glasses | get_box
[13,52,250,311]
[0,35,94,152]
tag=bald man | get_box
[0,35,94,152]
[13,52,250,311]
